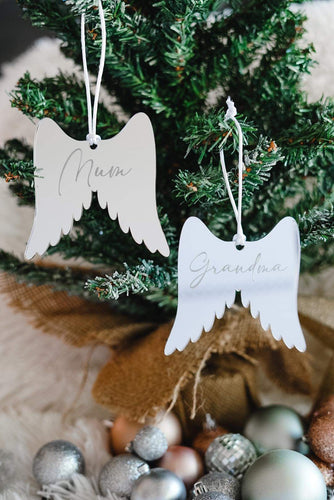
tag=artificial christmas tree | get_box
[0,0,333,424]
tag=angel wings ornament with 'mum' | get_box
[25,113,170,259]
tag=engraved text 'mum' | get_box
[58,148,132,195]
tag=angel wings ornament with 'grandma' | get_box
[164,98,306,356]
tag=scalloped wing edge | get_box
[165,300,232,355]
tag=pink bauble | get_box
[157,445,204,489]
[154,412,182,447]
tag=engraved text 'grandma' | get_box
[189,251,287,288]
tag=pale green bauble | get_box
[243,405,304,455]
[241,450,326,500]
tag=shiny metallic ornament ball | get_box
[205,434,257,480]
[242,449,327,500]
[0,449,17,492]
[132,426,168,461]
[32,440,85,485]
[243,405,304,455]
[193,471,240,499]
[99,454,149,497]
[130,468,187,500]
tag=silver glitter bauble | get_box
[192,471,240,500]
[130,468,186,500]
[99,454,149,497]
[242,449,327,500]
[243,405,305,455]
[193,481,236,500]
[0,449,17,492]
[205,434,257,480]
[32,440,85,485]
[132,426,168,461]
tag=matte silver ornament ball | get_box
[242,449,327,500]
[192,471,240,500]
[205,434,257,480]
[243,404,305,455]
[132,425,168,461]
[32,440,85,485]
[99,454,149,497]
[0,449,17,492]
[130,467,187,500]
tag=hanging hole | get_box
[90,143,98,150]
[236,244,245,251]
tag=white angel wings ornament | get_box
[164,216,306,355]
[165,97,305,356]
[25,113,169,259]
[25,2,169,259]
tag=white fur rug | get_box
[0,407,111,499]
[0,2,334,498]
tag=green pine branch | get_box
[85,259,175,300]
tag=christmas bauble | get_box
[205,434,257,480]
[130,468,187,500]
[241,449,327,500]
[193,471,240,500]
[0,449,17,492]
[99,454,149,497]
[155,412,182,447]
[243,405,304,455]
[309,415,334,464]
[32,440,85,485]
[158,445,204,488]
[132,426,168,461]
